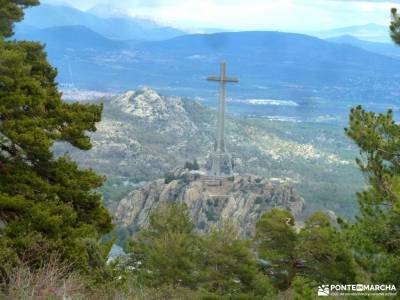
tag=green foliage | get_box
[255,208,297,289]
[164,172,177,184]
[297,212,358,284]
[184,159,200,171]
[128,203,200,288]
[391,8,400,45]
[290,276,318,300]
[255,209,358,290]
[0,2,112,279]
[200,222,274,299]
[127,204,276,298]
[345,106,400,285]
[0,0,39,38]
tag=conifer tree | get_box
[345,106,400,285]
[297,212,358,284]
[128,203,200,288]
[200,222,274,299]
[390,8,400,44]
[0,0,39,38]
[128,204,275,298]
[255,209,358,290]
[0,0,112,276]
[255,208,298,289]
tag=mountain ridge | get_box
[14,25,127,50]
[21,28,400,109]
[312,23,390,42]
[17,3,186,41]
[327,34,400,58]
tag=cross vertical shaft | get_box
[217,63,226,152]
[207,62,238,177]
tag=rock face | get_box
[115,169,305,237]
[111,87,199,136]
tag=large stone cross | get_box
[207,62,239,177]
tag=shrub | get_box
[0,257,85,300]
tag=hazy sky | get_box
[42,0,400,31]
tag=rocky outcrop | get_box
[115,169,305,237]
[111,87,199,136]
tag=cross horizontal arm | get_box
[207,76,239,83]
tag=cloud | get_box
[43,0,395,31]
[42,0,168,10]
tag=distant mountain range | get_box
[327,35,400,59]
[11,5,400,121]
[14,26,400,111]
[15,25,127,51]
[15,4,185,41]
[16,4,391,44]
[312,23,391,43]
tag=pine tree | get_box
[297,212,358,284]
[0,1,112,276]
[255,208,298,290]
[128,203,200,288]
[128,204,274,298]
[345,106,400,285]
[200,222,274,299]
[255,209,358,290]
[0,0,39,38]
[390,8,400,44]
